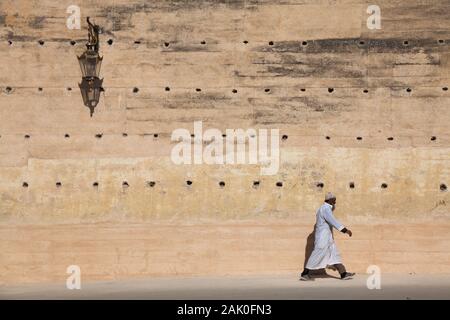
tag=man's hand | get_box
[346,229,352,237]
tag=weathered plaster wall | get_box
[0,0,449,284]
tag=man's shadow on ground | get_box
[303,225,341,279]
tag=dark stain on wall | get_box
[250,96,348,115]
[141,0,245,11]
[281,96,349,112]
[264,64,365,79]
[27,16,46,29]
[99,0,244,33]
[125,93,234,111]
[255,38,449,54]
[100,5,140,32]
[5,32,36,42]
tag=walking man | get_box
[300,192,355,281]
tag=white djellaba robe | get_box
[305,202,346,269]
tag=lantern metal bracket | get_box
[86,17,100,53]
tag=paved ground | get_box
[1,273,449,300]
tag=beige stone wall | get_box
[1,0,450,284]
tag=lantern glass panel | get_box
[79,77,103,108]
[77,50,103,78]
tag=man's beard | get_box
[332,204,335,211]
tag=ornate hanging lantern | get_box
[77,17,104,117]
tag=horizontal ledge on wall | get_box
[2,86,450,95]
[13,181,448,192]
[3,39,449,49]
